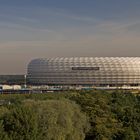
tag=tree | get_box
[0,121,9,140]
[24,99,89,140]
[69,92,123,140]
[1,105,38,140]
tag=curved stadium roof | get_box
[27,57,140,86]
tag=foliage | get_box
[23,99,89,140]
[0,90,140,140]
[0,75,24,85]
[1,105,38,140]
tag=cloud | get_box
[0,4,140,73]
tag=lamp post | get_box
[24,74,27,88]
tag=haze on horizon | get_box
[0,0,140,74]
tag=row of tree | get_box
[0,75,24,85]
[0,90,140,140]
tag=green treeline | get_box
[0,90,140,140]
[0,75,24,84]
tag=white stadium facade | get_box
[27,57,140,88]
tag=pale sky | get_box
[0,0,140,74]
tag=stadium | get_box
[27,57,140,88]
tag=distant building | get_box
[27,57,140,87]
